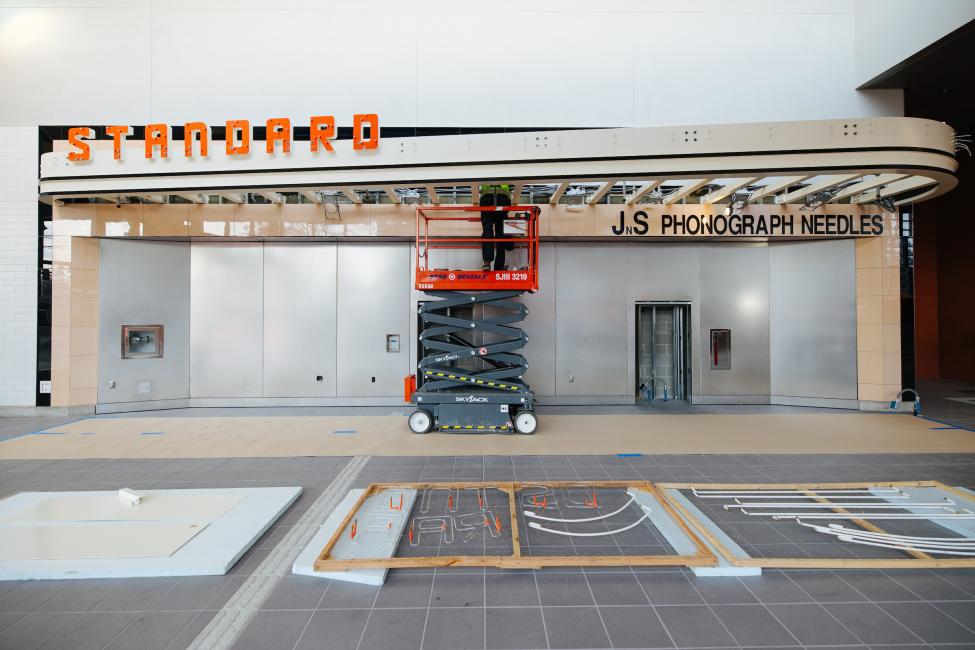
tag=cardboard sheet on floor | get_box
[0,521,207,560]
[0,487,301,580]
[2,493,243,522]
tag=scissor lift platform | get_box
[406,205,540,435]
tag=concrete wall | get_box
[1,1,901,128]
[854,0,975,86]
[0,127,37,406]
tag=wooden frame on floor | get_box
[656,480,975,569]
[313,481,718,571]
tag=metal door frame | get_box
[635,301,692,401]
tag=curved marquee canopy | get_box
[39,117,958,208]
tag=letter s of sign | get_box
[633,210,650,235]
[67,127,94,162]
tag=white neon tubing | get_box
[823,523,975,543]
[834,536,975,557]
[728,501,952,509]
[528,512,652,537]
[700,495,908,500]
[769,512,975,520]
[803,525,975,550]
[524,496,635,523]
[693,489,903,496]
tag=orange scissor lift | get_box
[406,205,540,435]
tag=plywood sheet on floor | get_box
[2,493,243,522]
[0,522,206,561]
[0,487,301,580]
[1,413,972,459]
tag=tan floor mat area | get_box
[1,413,972,459]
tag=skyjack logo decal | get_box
[455,396,489,403]
[65,114,380,162]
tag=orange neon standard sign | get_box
[65,114,380,162]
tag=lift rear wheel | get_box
[408,410,433,434]
[513,410,537,435]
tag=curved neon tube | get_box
[728,501,952,509]
[800,522,975,548]
[528,511,651,537]
[524,497,635,523]
[770,512,974,520]
[835,535,975,557]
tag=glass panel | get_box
[710,329,731,370]
[121,325,164,359]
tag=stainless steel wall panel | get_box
[520,243,556,396]
[770,239,857,399]
[336,243,411,396]
[263,243,337,398]
[97,240,190,403]
[627,243,701,398]
[555,243,628,396]
[190,243,264,398]
[699,243,771,396]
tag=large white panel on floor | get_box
[770,240,857,400]
[263,243,338,398]
[0,523,207,561]
[2,493,242,522]
[555,244,628,396]
[190,243,264,398]
[336,244,411,397]
[0,487,301,580]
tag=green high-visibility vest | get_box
[479,184,511,197]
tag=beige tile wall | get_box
[855,213,901,403]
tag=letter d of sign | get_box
[145,123,171,159]
[352,113,380,151]
[226,120,251,155]
[67,127,94,162]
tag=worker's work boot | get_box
[481,262,491,271]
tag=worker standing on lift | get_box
[479,184,512,271]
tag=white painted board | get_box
[0,522,207,561]
[0,487,301,580]
[2,493,243,522]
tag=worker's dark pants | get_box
[480,192,511,270]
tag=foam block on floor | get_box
[0,487,301,580]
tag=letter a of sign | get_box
[352,113,380,150]
[145,124,171,159]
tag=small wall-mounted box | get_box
[386,334,400,353]
[122,324,164,359]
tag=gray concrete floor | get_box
[1,453,975,649]
[918,378,975,431]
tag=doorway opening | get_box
[636,303,690,402]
